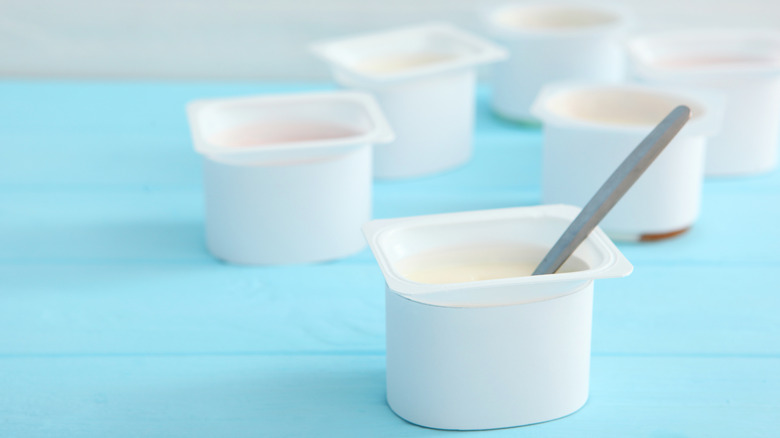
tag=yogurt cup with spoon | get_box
[363,106,690,429]
[364,204,632,430]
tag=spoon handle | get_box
[532,105,692,276]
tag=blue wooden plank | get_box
[1,264,777,356]
[592,264,780,356]
[0,129,541,195]
[0,133,540,191]
[1,189,777,264]
[615,190,780,264]
[0,131,202,188]
[0,190,209,262]
[0,263,386,356]
[0,355,776,438]
[0,189,537,264]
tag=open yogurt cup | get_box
[312,23,507,179]
[532,82,723,241]
[363,205,632,430]
[485,2,629,122]
[187,91,393,265]
[627,29,780,176]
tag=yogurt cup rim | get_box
[530,81,724,135]
[484,2,630,39]
[310,22,507,84]
[363,205,632,304]
[627,28,780,78]
[187,90,394,162]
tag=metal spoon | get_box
[532,105,692,276]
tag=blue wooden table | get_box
[1,81,778,437]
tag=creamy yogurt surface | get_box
[208,120,360,148]
[352,52,457,75]
[395,243,586,284]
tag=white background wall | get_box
[1,0,778,80]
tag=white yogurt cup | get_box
[187,91,393,265]
[363,205,632,430]
[312,23,506,179]
[627,29,780,176]
[484,2,629,123]
[532,82,723,241]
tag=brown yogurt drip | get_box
[640,226,691,242]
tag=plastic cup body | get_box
[336,70,475,179]
[485,3,628,122]
[638,75,780,177]
[203,147,372,264]
[542,126,705,240]
[627,30,780,176]
[312,23,506,179]
[386,282,593,430]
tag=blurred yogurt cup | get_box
[363,205,632,430]
[312,23,506,179]
[532,82,723,241]
[484,2,629,123]
[627,29,780,176]
[187,91,393,265]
